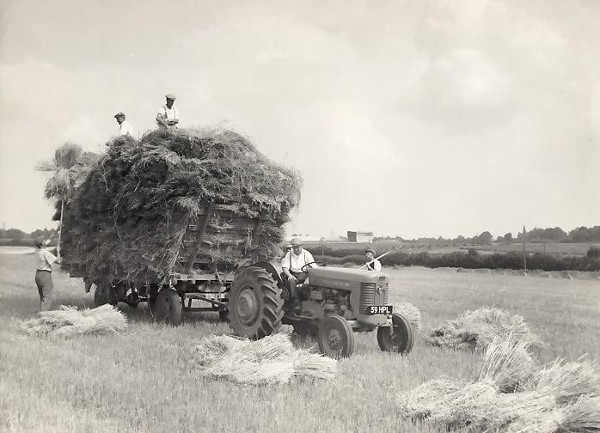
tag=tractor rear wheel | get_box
[153,289,183,326]
[317,315,354,358]
[377,313,414,355]
[94,282,118,307]
[228,266,283,339]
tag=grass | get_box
[1,252,599,433]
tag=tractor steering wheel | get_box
[301,261,326,273]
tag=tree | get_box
[477,231,493,245]
[5,228,25,241]
[503,232,513,243]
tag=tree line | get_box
[0,228,58,245]
[374,226,600,245]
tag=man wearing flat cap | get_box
[365,248,382,271]
[281,237,316,314]
[114,112,136,137]
[156,94,179,129]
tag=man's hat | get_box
[165,93,176,100]
[290,237,303,246]
[114,112,125,118]
[365,248,376,255]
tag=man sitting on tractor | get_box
[281,237,316,314]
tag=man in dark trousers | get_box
[34,239,61,311]
[280,237,316,314]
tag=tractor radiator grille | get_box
[360,282,389,312]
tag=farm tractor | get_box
[95,260,414,358]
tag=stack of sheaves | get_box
[192,333,337,385]
[397,334,600,432]
[21,305,127,337]
[59,128,302,284]
[426,307,541,351]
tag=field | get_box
[1,252,599,433]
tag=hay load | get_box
[21,305,127,337]
[59,128,302,285]
[426,307,541,351]
[192,333,338,384]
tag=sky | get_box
[1,0,599,239]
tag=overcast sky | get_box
[1,0,599,239]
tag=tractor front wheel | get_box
[228,266,284,339]
[153,289,183,326]
[317,315,355,358]
[377,313,414,355]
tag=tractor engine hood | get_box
[307,267,387,290]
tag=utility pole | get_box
[522,225,527,271]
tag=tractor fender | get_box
[251,261,284,288]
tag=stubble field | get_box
[1,252,599,433]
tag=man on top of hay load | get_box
[365,248,382,271]
[114,112,135,137]
[34,238,61,312]
[281,237,316,314]
[156,94,179,129]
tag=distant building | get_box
[347,231,374,243]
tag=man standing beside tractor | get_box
[281,237,316,314]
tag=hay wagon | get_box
[69,200,285,339]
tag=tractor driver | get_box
[281,237,316,314]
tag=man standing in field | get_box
[156,94,179,129]
[34,239,61,311]
[114,112,136,137]
[281,237,316,314]
[365,248,382,271]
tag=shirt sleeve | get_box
[44,250,57,266]
[173,107,179,120]
[157,106,166,116]
[281,252,290,269]
[374,260,382,271]
[305,251,315,266]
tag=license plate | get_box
[367,305,393,315]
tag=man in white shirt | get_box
[34,238,61,311]
[281,237,316,314]
[156,94,179,129]
[114,112,136,137]
[365,248,382,271]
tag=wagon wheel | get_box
[377,313,414,355]
[94,282,118,307]
[228,266,283,339]
[153,289,183,326]
[317,314,355,358]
